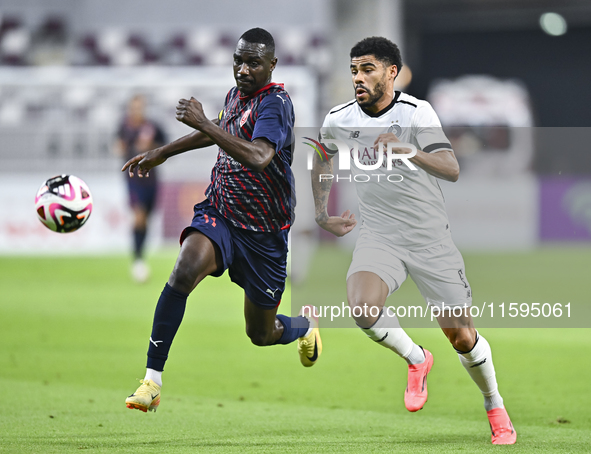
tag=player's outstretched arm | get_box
[122,125,217,177]
[374,132,460,182]
[408,148,459,182]
[311,152,357,237]
[176,97,274,172]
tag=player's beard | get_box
[357,75,387,109]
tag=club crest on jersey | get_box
[387,124,403,136]
[240,109,252,128]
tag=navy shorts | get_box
[180,199,289,309]
[128,178,158,213]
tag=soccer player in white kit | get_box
[311,37,516,445]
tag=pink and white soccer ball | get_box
[35,175,93,233]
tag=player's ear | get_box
[390,65,398,80]
[270,57,277,72]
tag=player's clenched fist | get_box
[176,97,207,130]
[316,209,357,237]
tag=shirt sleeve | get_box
[412,102,453,153]
[319,113,338,155]
[251,93,294,155]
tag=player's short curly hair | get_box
[240,28,275,55]
[350,37,403,71]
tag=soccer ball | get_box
[35,175,93,233]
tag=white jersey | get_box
[321,91,453,249]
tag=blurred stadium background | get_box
[1,0,591,255]
[1,1,591,452]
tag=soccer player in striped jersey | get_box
[121,28,320,413]
[312,37,515,445]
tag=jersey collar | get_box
[238,82,284,101]
[359,91,401,118]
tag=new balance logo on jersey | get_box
[349,130,360,139]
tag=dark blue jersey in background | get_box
[118,118,166,186]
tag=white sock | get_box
[301,312,314,338]
[406,343,426,365]
[144,368,163,387]
[360,312,424,365]
[457,333,504,412]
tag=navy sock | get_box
[146,284,188,371]
[274,314,309,345]
[133,228,147,259]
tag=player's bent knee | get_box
[168,264,199,294]
[447,330,476,352]
[245,326,274,346]
[249,335,271,347]
[348,300,382,328]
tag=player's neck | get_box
[238,79,277,100]
[361,91,395,115]
[360,91,397,117]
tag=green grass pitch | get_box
[1,245,590,453]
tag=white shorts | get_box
[347,228,472,308]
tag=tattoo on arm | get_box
[311,154,334,224]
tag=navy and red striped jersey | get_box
[205,82,295,232]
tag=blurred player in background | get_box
[121,28,321,413]
[114,94,166,283]
[313,37,516,445]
